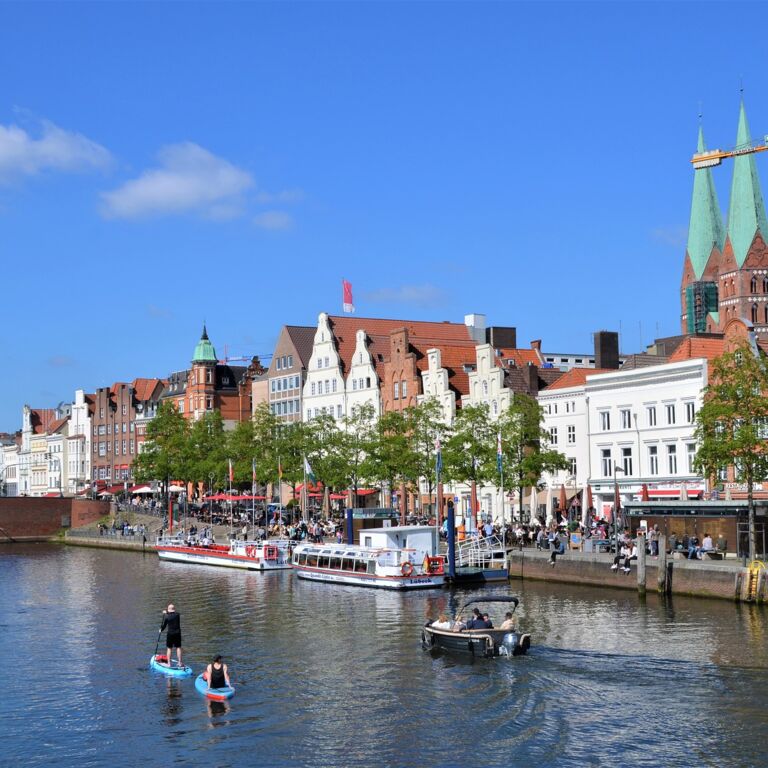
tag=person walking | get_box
[160,603,183,668]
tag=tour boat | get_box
[421,596,531,658]
[156,535,292,571]
[291,525,446,590]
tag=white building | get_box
[1,441,19,497]
[66,389,92,495]
[303,312,347,421]
[345,329,381,417]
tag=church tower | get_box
[680,126,724,333]
[717,101,768,335]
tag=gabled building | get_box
[265,325,314,422]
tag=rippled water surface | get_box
[3,544,768,767]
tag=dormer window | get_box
[223,376,230,385]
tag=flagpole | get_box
[302,454,308,524]
[228,459,233,538]
[251,457,256,538]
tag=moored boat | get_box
[292,525,446,590]
[421,596,531,658]
[156,536,292,571]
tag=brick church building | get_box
[681,101,768,338]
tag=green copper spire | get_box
[687,125,725,279]
[727,100,768,266]
[192,324,217,363]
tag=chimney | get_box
[464,313,487,343]
[485,326,516,349]
[593,330,620,369]
[530,339,542,352]
[524,362,539,396]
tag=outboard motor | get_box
[500,632,519,657]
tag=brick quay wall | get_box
[0,498,110,541]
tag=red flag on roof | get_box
[342,279,354,314]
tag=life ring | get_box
[401,562,414,577]
[245,545,256,558]
[265,545,278,561]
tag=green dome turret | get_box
[192,325,218,363]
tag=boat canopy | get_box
[459,596,520,611]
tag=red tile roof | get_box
[326,316,474,376]
[30,408,56,434]
[496,347,542,367]
[668,337,726,363]
[132,377,164,402]
[545,367,615,391]
[47,416,70,434]
[411,340,479,398]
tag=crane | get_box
[691,135,768,169]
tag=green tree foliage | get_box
[188,411,227,488]
[369,409,411,500]
[498,394,569,522]
[443,404,496,486]
[405,399,449,515]
[132,401,189,489]
[694,342,768,560]
[338,403,377,500]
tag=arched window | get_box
[764,305,768,324]
[763,277,768,293]
[751,276,758,293]
[482,381,488,396]
[492,400,498,416]
[752,303,759,323]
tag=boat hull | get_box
[295,566,445,590]
[421,627,531,657]
[195,673,235,701]
[156,545,291,571]
[149,654,193,677]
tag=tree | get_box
[406,399,450,519]
[498,394,569,524]
[369,409,411,516]
[132,400,189,496]
[443,404,496,526]
[339,403,377,505]
[189,411,227,491]
[694,341,768,561]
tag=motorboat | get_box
[291,525,446,590]
[156,535,292,570]
[421,596,531,658]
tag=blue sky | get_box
[1,1,766,430]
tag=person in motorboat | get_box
[482,613,494,628]
[452,615,467,631]
[466,608,492,630]
[205,655,232,692]
[430,613,452,630]
[500,612,516,631]
[160,603,183,667]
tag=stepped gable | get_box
[327,315,473,376]
[668,336,726,363]
[412,339,478,399]
[545,367,615,391]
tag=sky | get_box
[1,1,767,431]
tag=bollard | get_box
[637,532,646,597]
[657,535,668,594]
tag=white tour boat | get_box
[156,535,292,571]
[291,525,446,589]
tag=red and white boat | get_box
[156,536,292,571]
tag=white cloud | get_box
[364,283,446,306]
[255,187,304,204]
[0,119,111,182]
[253,210,293,230]
[651,226,687,248]
[101,142,253,219]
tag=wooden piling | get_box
[637,532,646,597]
[657,535,668,594]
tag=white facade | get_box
[461,344,512,420]
[1,443,19,497]
[586,359,707,517]
[418,348,457,426]
[345,329,381,417]
[46,432,66,496]
[303,312,348,421]
[68,389,91,494]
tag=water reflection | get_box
[2,545,768,768]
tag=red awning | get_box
[43,492,61,498]
[295,482,324,492]
[329,493,347,500]
[355,489,377,496]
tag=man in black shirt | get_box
[161,603,183,668]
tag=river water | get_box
[2,544,767,768]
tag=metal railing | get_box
[455,535,508,568]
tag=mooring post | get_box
[657,535,668,594]
[637,532,646,597]
[447,501,456,580]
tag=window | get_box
[601,449,612,477]
[178,401,184,414]
[622,447,633,475]
[277,357,282,370]
[492,400,498,416]
[287,355,293,368]
[394,382,400,400]
[401,380,407,398]
[567,425,575,444]
[648,446,658,475]
[337,404,342,418]
[206,397,213,411]
[122,440,127,454]
[122,404,127,415]
[311,383,316,395]
[687,443,696,473]
[332,379,337,393]
[324,380,330,394]
[665,404,675,425]
[114,424,119,434]
[685,402,695,424]
[324,356,329,367]
[130,439,135,454]
[569,457,577,476]
[621,409,632,429]
[482,381,488,396]
[667,444,677,474]
[549,427,558,444]
[317,358,323,369]
[100,407,104,418]
[352,379,358,391]
[206,369,212,384]
[600,411,610,431]
[751,276,758,293]
[647,406,656,427]
[752,304,759,323]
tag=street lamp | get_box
[208,472,215,525]
[613,464,625,553]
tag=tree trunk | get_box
[470,479,478,531]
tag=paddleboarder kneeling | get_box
[161,603,183,667]
[206,655,232,691]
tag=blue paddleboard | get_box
[195,673,235,700]
[149,654,193,677]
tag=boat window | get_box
[307,555,318,567]
[341,557,355,571]
[366,561,376,574]
[354,559,368,573]
[329,557,342,569]
[298,553,307,565]
[364,536,372,547]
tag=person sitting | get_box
[466,608,485,629]
[452,614,467,631]
[482,612,494,628]
[621,542,638,573]
[611,543,632,571]
[549,530,565,566]
[430,613,452,630]
[700,533,714,557]
[687,536,700,559]
[205,655,232,691]
[500,612,516,631]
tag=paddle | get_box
[153,625,164,663]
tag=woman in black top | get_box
[206,655,232,691]
[160,604,183,668]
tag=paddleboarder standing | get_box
[160,603,183,667]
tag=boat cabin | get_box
[358,525,438,562]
